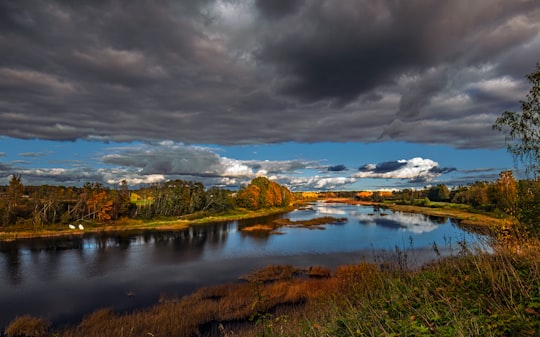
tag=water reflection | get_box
[1,244,21,285]
[357,211,447,234]
[0,202,485,329]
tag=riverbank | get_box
[0,199,513,242]
[0,205,298,242]
[324,198,515,232]
[3,199,537,336]
[6,244,539,337]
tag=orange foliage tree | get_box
[236,177,292,210]
[86,191,114,221]
[492,170,518,217]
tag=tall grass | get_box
[283,244,540,337]
[6,241,539,337]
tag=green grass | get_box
[321,251,540,336]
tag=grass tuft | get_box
[4,315,51,337]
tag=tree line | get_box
[0,176,293,229]
[1,171,539,237]
[355,171,539,236]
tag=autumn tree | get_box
[86,191,114,222]
[236,184,261,210]
[491,170,518,217]
[111,180,134,218]
[451,182,490,207]
[236,177,292,210]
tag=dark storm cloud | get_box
[101,143,227,176]
[429,167,457,174]
[0,0,539,148]
[257,1,539,103]
[244,159,313,174]
[355,157,453,183]
[359,161,407,174]
[398,68,448,118]
[328,164,347,172]
[255,0,304,19]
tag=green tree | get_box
[493,63,540,178]
[494,64,540,237]
[203,187,234,213]
[516,179,540,237]
[427,184,450,202]
[1,174,25,226]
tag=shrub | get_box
[4,315,51,337]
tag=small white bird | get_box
[78,223,84,230]
[69,224,76,230]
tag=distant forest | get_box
[0,176,292,228]
[0,171,539,236]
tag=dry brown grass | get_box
[240,216,347,235]
[12,239,538,337]
[273,216,347,229]
[240,224,277,232]
[239,264,300,282]
[51,262,385,337]
[4,315,51,337]
[307,265,332,278]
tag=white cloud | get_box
[220,157,253,177]
[107,174,166,186]
[467,76,524,98]
[355,157,441,182]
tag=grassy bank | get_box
[0,198,512,242]
[325,198,515,232]
[6,242,539,337]
[0,205,298,242]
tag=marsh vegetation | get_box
[5,241,539,337]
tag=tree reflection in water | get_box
[0,202,486,329]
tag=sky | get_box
[0,0,539,191]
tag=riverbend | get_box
[0,199,511,242]
[0,200,496,330]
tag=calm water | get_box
[0,202,486,328]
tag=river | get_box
[0,202,486,329]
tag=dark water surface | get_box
[0,202,486,328]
